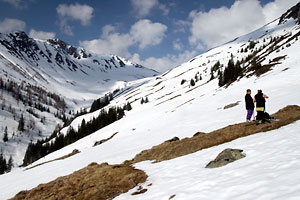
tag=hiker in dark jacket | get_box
[245,89,254,121]
[253,90,269,124]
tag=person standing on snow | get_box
[253,89,269,124]
[245,89,254,122]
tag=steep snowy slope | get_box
[1,4,300,200]
[0,31,157,104]
[0,31,157,165]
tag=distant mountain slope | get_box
[0,31,157,165]
[0,31,157,102]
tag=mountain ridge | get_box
[0,31,157,166]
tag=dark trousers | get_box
[256,111,264,121]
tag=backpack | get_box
[263,112,274,123]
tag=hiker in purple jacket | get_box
[245,89,254,121]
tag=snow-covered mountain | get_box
[1,3,300,200]
[0,31,157,99]
[0,31,157,165]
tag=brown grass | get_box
[130,105,300,163]
[172,98,195,112]
[155,94,182,106]
[11,163,147,200]
[25,149,80,171]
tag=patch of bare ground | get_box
[172,98,195,112]
[11,163,147,200]
[155,94,182,106]
[130,105,300,163]
[25,149,80,171]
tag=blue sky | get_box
[0,0,298,72]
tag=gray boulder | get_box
[205,148,246,168]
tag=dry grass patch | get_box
[12,163,147,200]
[25,149,80,171]
[130,105,300,163]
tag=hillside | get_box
[0,31,157,165]
[1,3,300,200]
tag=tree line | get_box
[0,77,66,111]
[0,151,13,175]
[23,103,132,166]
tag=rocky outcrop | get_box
[205,148,246,168]
[279,2,300,24]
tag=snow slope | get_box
[1,12,300,200]
[0,32,157,107]
[0,31,157,165]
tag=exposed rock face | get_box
[205,148,246,168]
[279,2,300,24]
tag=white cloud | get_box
[130,0,158,17]
[173,39,183,51]
[130,0,169,17]
[130,19,167,49]
[29,29,56,40]
[80,19,167,57]
[131,50,198,72]
[79,30,134,57]
[188,0,299,49]
[0,0,27,10]
[174,19,190,33]
[158,4,170,16]
[0,18,25,33]
[56,3,94,35]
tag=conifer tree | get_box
[0,151,7,174]
[190,79,195,86]
[125,102,132,111]
[7,155,13,172]
[3,126,8,142]
[18,114,25,132]
[218,71,224,87]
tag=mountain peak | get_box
[47,38,90,59]
[279,2,300,25]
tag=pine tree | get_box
[125,102,132,111]
[3,126,8,142]
[218,71,224,87]
[141,98,144,104]
[0,151,7,174]
[144,97,149,103]
[18,114,25,132]
[7,155,13,172]
[249,41,256,49]
[190,79,195,86]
